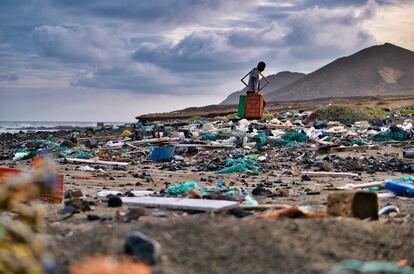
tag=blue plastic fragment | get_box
[384,181,414,197]
[149,146,175,162]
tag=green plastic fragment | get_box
[371,128,412,142]
[165,182,239,197]
[333,259,414,274]
[250,132,268,148]
[166,182,200,196]
[245,195,258,206]
[275,130,309,147]
[216,156,260,175]
[351,139,368,146]
[202,132,218,141]
[230,129,247,138]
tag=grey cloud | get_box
[31,25,119,63]
[0,73,18,81]
[74,1,379,91]
[132,1,377,77]
[50,0,252,25]
[278,4,377,60]
[133,31,248,73]
[71,62,182,94]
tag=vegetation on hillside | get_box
[309,105,388,124]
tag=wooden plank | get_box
[258,123,292,129]
[97,190,154,197]
[121,196,239,212]
[302,171,359,178]
[199,127,231,133]
[240,204,290,210]
[336,181,384,190]
[101,142,140,150]
[132,137,181,145]
[77,136,124,141]
[318,145,377,154]
[65,158,129,166]
[171,144,235,148]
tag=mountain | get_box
[221,43,414,104]
[221,71,305,105]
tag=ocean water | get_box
[0,121,127,133]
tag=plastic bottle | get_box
[384,181,414,197]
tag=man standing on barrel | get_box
[246,61,266,95]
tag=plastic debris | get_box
[201,132,218,141]
[121,129,132,138]
[378,205,400,216]
[148,146,175,162]
[403,151,414,158]
[250,131,268,148]
[166,182,200,196]
[384,176,414,197]
[78,165,106,173]
[71,255,152,274]
[333,259,414,274]
[351,139,368,146]
[13,149,37,161]
[216,156,260,175]
[371,126,413,142]
[165,182,240,197]
[244,195,258,206]
[201,123,216,131]
[274,130,309,147]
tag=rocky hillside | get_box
[221,43,414,104]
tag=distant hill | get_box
[221,43,414,104]
[221,71,305,105]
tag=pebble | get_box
[124,231,161,265]
[107,195,123,207]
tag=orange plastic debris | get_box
[255,207,325,219]
[398,259,408,266]
[33,155,43,168]
[70,255,152,274]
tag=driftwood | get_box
[318,145,377,154]
[65,158,129,166]
[336,181,384,190]
[171,144,235,148]
[132,137,182,145]
[302,171,360,178]
[240,204,290,210]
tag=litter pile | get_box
[1,106,414,273]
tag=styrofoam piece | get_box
[121,196,239,212]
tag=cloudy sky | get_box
[1,0,413,121]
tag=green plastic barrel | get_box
[238,95,246,118]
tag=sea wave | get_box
[0,121,127,133]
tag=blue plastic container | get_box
[384,181,414,197]
[149,146,175,162]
